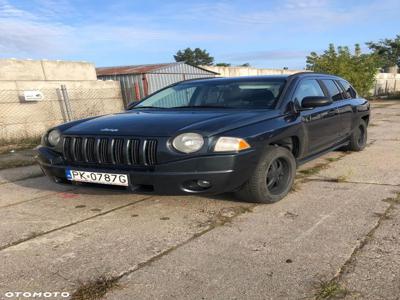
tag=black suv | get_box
[36,73,369,203]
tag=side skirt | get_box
[296,141,349,166]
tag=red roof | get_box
[96,63,176,76]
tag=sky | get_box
[0,0,399,69]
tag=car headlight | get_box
[172,133,204,153]
[214,137,251,152]
[47,129,61,147]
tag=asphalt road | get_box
[0,101,399,300]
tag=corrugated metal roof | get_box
[96,62,218,76]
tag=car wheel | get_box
[347,119,367,151]
[235,146,296,204]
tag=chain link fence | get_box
[0,85,124,149]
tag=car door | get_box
[336,79,357,138]
[320,79,353,141]
[293,78,340,155]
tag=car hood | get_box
[63,109,280,137]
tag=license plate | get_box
[65,169,129,186]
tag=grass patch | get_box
[325,157,341,163]
[315,280,348,299]
[70,275,120,300]
[299,163,327,176]
[0,137,41,154]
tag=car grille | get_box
[62,136,158,166]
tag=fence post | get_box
[60,85,73,121]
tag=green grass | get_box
[315,280,348,299]
[70,276,120,300]
[299,163,327,176]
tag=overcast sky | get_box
[1,0,399,69]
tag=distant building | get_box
[96,62,218,104]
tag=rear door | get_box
[337,79,358,137]
[293,79,340,155]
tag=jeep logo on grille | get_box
[100,128,119,132]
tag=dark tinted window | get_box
[339,80,357,98]
[322,80,343,101]
[293,79,325,104]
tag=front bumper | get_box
[35,146,259,195]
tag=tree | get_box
[239,63,251,67]
[215,63,231,67]
[306,44,379,97]
[174,48,214,66]
[367,35,400,71]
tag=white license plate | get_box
[65,169,129,186]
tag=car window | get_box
[322,79,343,101]
[339,80,357,98]
[138,86,196,108]
[293,79,325,105]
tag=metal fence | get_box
[0,85,124,147]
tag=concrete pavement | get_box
[0,101,399,300]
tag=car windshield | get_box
[130,79,286,109]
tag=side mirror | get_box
[301,96,332,109]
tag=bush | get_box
[306,44,379,97]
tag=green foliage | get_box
[367,35,400,69]
[240,63,251,67]
[306,44,379,97]
[215,63,231,67]
[174,48,214,66]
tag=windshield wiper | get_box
[130,106,165,109]
[170,105,235,109]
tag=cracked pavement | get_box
[0,101,399,300]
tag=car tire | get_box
[347,119,367,151]
[235,146,296,204]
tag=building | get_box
[96,62,218,104]
[201,65,305,77]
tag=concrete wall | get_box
[0,59,97,81]
[0,59,123,145]
[374,72,400,95]
[201,66,305,77]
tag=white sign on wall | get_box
[23,90,44,101]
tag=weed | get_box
[70,275,120,300]
[299,164,327,176]
[315,280,348,299]
[325,157,341,163]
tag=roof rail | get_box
[288,71,338,79]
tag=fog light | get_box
[197,180,211,188]
[183,179,212,192]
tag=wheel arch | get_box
[269,135,302,159]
